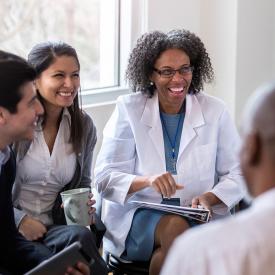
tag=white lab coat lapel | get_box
[140,94,166,169]
[177,94,205,162]
[140,93,205,171]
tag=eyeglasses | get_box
[153,66,194,78]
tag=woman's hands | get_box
[129,172,183,197]
[148,172,184,198]
[19,216,47,241]
[191,192,222,212]
[65,261,90,275]
[61,191,96,225]
[87,192,96,224]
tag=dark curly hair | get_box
[126,29,214,97]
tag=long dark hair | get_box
[28,41,84,153]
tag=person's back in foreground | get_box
[161,81,275,275]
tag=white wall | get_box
[146,0,201,34]
[235,0,275,125]
[86,103,115,171]
[199,0,237,118]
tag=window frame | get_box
[82,0,148,107]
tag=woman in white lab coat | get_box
[94,29,243,275]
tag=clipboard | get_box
[130,200,211,223]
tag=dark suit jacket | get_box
[0,149,49,274]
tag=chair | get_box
[90,212,106,248]
[92,188,150,275]
[0,268,11,275]
[104,252,149,275]
[235,198,251,212]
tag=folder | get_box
[130,200,210,223]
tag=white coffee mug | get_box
[61,188,90,226]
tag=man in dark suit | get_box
[0,51,89,275]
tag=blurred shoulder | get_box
[175,207,264,255]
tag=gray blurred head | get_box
[240,81,275,197]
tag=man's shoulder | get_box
[177,205,275,254]
[176,217,234,249]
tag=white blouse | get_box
[14,109,76,225]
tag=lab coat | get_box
[94,91,243,257]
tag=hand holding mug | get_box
[61,188,91,226]
[88,192,96,224]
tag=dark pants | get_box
[29,224,108,275]
[2,233,51,275]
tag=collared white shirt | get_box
[161,188,275,275]
[0,146,10,174]
[14,109,76,225]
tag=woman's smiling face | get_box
[35,55,80,110]
[150,48,192,114]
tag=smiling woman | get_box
[27,42,84,154]
[11,42,108,275]
[35,56,80,111]
[94,29,243,275]
[150,48,193,114]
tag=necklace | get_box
[160,112,184,172]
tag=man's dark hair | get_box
[0,50,36,113]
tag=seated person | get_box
[161,81,275,275]
[11,42,108,275]
[0,50,89,275]
[94,29,244,275]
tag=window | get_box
[0,0,148,105]
[0,0,119,91]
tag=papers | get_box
[130,200,210,223]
